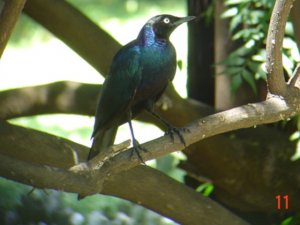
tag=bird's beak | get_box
[173,16,196,27]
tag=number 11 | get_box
[276,195,289,209]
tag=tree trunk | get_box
[187,0,214,105]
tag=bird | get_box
[88,14,196,162]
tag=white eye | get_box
[163,17,170,24]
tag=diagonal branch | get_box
[99,96,298,175]
[24,0,121,76]
[0,0,26,58]
[3,95,296,190]
[288,63,300,88]
[265,0,294,95]
[0,120,250,225]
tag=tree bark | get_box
[24,0,120,76]
[187,0,214,105]
[0,0,26,58]
[0,120,250,225]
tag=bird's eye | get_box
[163,17,170,24]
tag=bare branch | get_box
[2,84,300,195]
[265,0,294,95]
[288,63,300,88]
[24,0,121,76]
[0,81,99,119]
[105,97,296,170]
[0,0,26,58]
[0,120,250,225]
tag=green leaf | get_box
[224,66,242,76]
[252,49,266,62]
[282,52,294,77]
[231,74,243,93]
[225,0,250,5]
[254,64,267,80]
[229,14,242,31]
[221,7,238,18]
[242,69,257,94]
[196,183,214,197]
[218,54,245,66]
[248,10,265,25]
[234,46,252,57]
[290,131,300,141]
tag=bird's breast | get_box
[134,42,176,102]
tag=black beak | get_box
[173,16,196,27]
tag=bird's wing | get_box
[92,43,142,137]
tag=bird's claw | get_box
[165,127,189,146]
[130,139,147,164]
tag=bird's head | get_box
[147,14,196,40]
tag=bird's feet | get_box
[165,126,189,146]
[131,139,147,164]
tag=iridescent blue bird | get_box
[88,14,196,161]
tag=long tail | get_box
[87,127,117,160]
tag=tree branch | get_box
[3,93,298,190]
[0,120,249,225]
[0,0,26,58]
[24,0,121,76]
[0,81,99,119]
[288,63,300,88]
[108,97,298,167]
[265,0,294,95]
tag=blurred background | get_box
[0,0,189,224]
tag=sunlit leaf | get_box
[196,183,214,197]
[290,131,300,141]
[225,0,251,5]
[221,7,238,18]
[229,14,242,31]
[283,52,294,77]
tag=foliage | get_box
[0,178,178,225]
[196,183,214,197]
[221,0,299,93]
[280,213,300,225]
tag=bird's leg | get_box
[127,115,147,163]
[146,107,188,146]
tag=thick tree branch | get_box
[107,97,299,167]
[265,0,294,95]
[3,93,297,190]
[0,120,249,225]
[24,0,120,76]
[0,81,99,119]
[288,63,300,88]
[0,0,26,58]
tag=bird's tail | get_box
[78,127,117,200]
[87,127,118,160]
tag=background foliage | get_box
[221,0,299,93]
